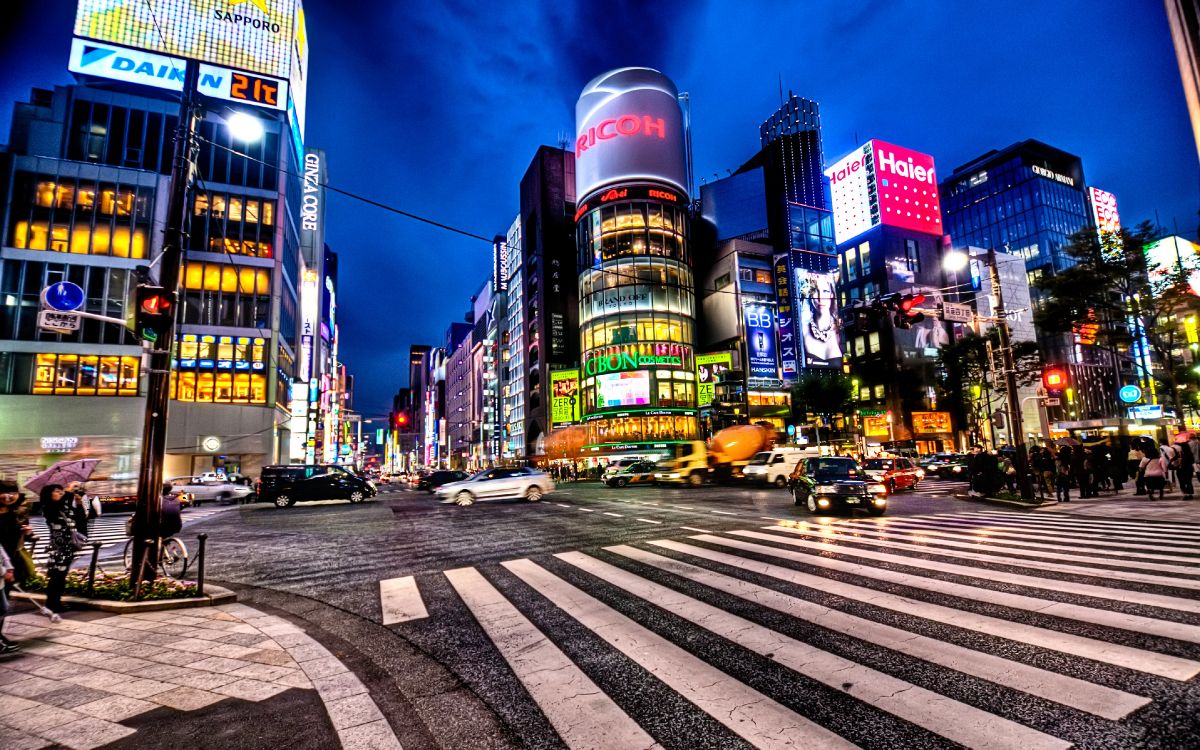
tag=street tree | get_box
[790,371,855,429]
[1035,221,1200,421]
[936,329,1041,444]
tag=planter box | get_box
[13,584,236,614]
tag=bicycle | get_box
[123,536,189,579]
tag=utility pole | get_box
[132,60,200,584]
[987,245,1034,500]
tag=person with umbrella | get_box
[39,484,77,614]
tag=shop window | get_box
[30,353,138,396]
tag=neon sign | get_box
[576,115,666,155]
[583,343,690,376]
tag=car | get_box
[604,461,657,487]
[918,453,965,474]
[417,470,470,491]
[788,456,888,516]
[742,448,811,487]
[167,475,254,506]
[435,467,555,506]
[257,464,378,508]
[862,457,924,494]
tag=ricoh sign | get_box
[825,139,942,243]
[574,67,689,201]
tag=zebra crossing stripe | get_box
[934,514,1200,548]
[742,527,1200,643]
[976,510,1200,538]
[761,522,1200,613]
[600,545,1148,720]
[859,519,1200,568]
[662,537,1200,680]
[379,576,428,625]
[500,558,856,749]
[866,514,1200,550]
[443,567,656,750]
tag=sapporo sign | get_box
[583,343,691,377]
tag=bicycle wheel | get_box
[160,537,189,579]
[122,538,134,571]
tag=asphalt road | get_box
[175,478,1200,749]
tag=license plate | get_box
[845,498,860,504]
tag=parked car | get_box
[435,467,555,506]
[742,447,811,487]
[604,461,657,487]
[789,456,888,516]
[417,470,470,491]
[257,465,377,508]
[168,476,254,506]
[861,457,924,494]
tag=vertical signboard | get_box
[743,303,778,379]
[773,252,798,380]
[549,370,580,428]
[696,351,733,407]
[825,143,875,244]
[794,269,842,368]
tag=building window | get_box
[753,269,772,284]
[843,248,857,281]
[873,384,885,399]
[858,242,871,275]
[190,191,276,258]
[28,353,139,396]
[0,260,138,345]
[738,267,752,282]
[180,262,271,328]
[9,173,151,258]
[904,239,921,273]
[170,370,267,404]
[868,332,880,353]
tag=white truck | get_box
[741,446,814,486]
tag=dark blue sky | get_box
[2,0,1197,415]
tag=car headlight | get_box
[873,497,887,505]
[951,465,964,473]
[815,484,839,494]
[868,483,888,494]
[915,469,926,478]
[817,498,831,507]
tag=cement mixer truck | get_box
[654,425,774,486]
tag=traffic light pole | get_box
[132,60,201,585]
[987,245,1034,501]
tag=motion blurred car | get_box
[604,461,657,487]
[257,464,377,508]
[417,470,470,492]
[435,467,555,506]
[789,456,888,516]
[862,457,924,493]
[919,453,968,478]
[168,475,254,506]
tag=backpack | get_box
[1165,446,1182,470]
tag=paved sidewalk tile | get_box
[72,695,158,722]
[0,724,54,750]
[325,692,386,730]
[213,677,288,702]
[339,718,405,750]
[149,686,225,711]
[37,716,136,750]
[312,671,369,701]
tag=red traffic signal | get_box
[899,293,926,313]
[1042,366,1068,392]
[133,284,174,342]
[395,413,409,427]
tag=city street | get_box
[127,480,1200,748]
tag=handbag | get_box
[12,545,35,583]
[70,530,90,550]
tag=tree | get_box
[790,372,855,427]
[936,329,1041,444]
[1035,221,1200,421]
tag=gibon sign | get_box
[825,139,942,243]
[575,67,688,200]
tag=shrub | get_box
[22,569,199,602]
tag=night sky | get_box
[1,0,1197,415]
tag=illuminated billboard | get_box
[597,371,651,407]
[574,67,689,200]
[825,140,942,244]
[795,269,842,368]
[1145,236,1200,296]
[1089,187,1120,236]
[550,370,580,428]
[583,343,691,377]
[743,304,777,379]
[696,351,733,408]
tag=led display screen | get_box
[825,140,942,244]
[743,304,777,379]
[597,371,651,407]
[794,269,842,368]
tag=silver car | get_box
[435,467,555,506]
[168,476,254,506]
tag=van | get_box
[742,447,813,486]
[258,464,377,508]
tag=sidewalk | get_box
[0,602,402,750]
[1033,481,1200,523]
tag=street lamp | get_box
[225,111,265,142]
[942,246,1034,500]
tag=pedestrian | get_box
[1161,441,1179,492]
[1106,439,1126,492]
[66,482,99,536]
[1070,445,1089,497]
[1035,447,1056,497]
[0,542,15,653]
[40,484,76,615]
[1001,454,1017,492]
[1055,447,1073,502]
[0,483,32,587]
[967,445,991,497]
[1130,441,1147,495]
[1177,436,1195,500]
[160,483,183,539]
[1141,445,1169,501]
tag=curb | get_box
[954,492,1058,509]
[12,583,237,613]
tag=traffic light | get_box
[1042,366,1068,393]
[990,409,1006,431]
[133,284,175,342]
[394,412,409,429]
[894,293,927,329]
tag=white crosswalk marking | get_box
[391,511,1200,748]
[976,510,1200,538]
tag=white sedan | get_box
[168,476,254,506]
[435,467,555,506]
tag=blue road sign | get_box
[1118,384,1143,404]
[41,281,85,312]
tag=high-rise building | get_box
[501,215,525,459]
[573,68,698,458]
[518,146,577,457]
[1165,0,1200,161]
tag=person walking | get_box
[40,484,76,615]
[1130,441,1147,495]
[1055,447,1073,502]
[1141,445,1169,501]
[66,482,99,536]
[1177,436,1195,500]
[0,542,16,652]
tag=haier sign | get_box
[69,38,287,111]
[825,139,942,243]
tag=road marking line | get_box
[977,510,1200,537]
[685,535,1200,680]
[679,526,713,533]
[578,508,594,513]
[677,506,695,510]
[602,545,1145,721]
[560,550,1071,748]
[758,522,1200,613]
[379,576,428,625]
[444,567,655,749]
[635,518,662,525]
[502,558,855,749]
[603,512,624,517]
[861,519,1200,569]
[925,512,1200,545]
[710,510,737,516]
[554,503,571,508]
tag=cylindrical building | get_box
[574,68,698,455]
